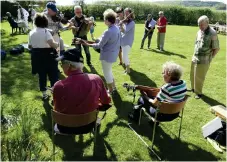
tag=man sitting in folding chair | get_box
[53,48,111,134]
[128,61,187,124]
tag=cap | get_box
[56,48,84,63]
[46,2,58,13]
[116,7,124,13]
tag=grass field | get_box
[1,21,226,161]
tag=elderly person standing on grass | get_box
[190,15,220,99]
[69,5,93,67]
[28,13,59,100]
[119,8,135,74]
[140,14,156,49]
[82,9,121,94]
[156,11,167,51]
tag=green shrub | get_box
[1,107,53,161]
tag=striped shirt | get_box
[156,80,187,103]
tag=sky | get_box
[55,0,227,5]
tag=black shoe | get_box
[128,112,139,123]
[187,89,194,93]
[140,47,143,49]
[195,94,202,99]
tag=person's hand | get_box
[71,26,79,31]
[212,53,216,58]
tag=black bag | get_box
[10,45,25,55]
[208,121,226,146]
[10,48,21,55]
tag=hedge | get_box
[1,1,226,25]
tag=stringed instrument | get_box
[118,12,134,25]
[123,83,160,98]
[71,37,100,53]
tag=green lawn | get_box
[1,21,226,161]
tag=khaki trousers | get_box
[190,62,210,94]
[157,32,165,50]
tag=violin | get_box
[51,14,70,25]
[119,12,134,25]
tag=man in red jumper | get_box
[53,48,111,134]
[157,11,167,51]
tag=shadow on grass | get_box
[1,55,38,97]
[1,29,19,51]
[83,66,106,84]
[41,100,118,161]
[151,49,187,59]
[129,68,157,87]
[129,122,218,161]
[201,94,226,107]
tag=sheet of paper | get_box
[202,117,222,138]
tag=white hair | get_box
[63,60,84,70]
[198,15,209,24]
[159,11,164,15]
[90,16,94,22]
[103,9,117,21]
[74,5,82,11]
[163,61,183,81]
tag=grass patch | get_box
[1,21,226,161]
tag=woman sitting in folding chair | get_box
[128,61,187,123]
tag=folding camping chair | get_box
[51,109,99,161]
[129,96,188,160]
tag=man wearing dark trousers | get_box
[69,5,93,67]
[140,14,156,49]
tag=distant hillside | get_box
[153,1,226,10]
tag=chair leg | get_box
[52,119,55,161]
[151,111,158,149]
[128,123,161,161]
[94,123,98,146]
[138,108,144,126]
[178,108,184,139]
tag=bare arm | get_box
[141,92,160,107]
[47,39,59,49]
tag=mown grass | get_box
[1,21,226,161]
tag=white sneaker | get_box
[54,124,68,136]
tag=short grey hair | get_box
[159,11,164,15]
[198,15,209,24]
[163,61,183,81]
[63,60,84,70]
[103,9,117,21]
[74,5,82,11]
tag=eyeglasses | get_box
[76,11,82,14]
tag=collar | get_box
[170,80,182,86]
[68,69,84,76]
[108,24,114,28]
